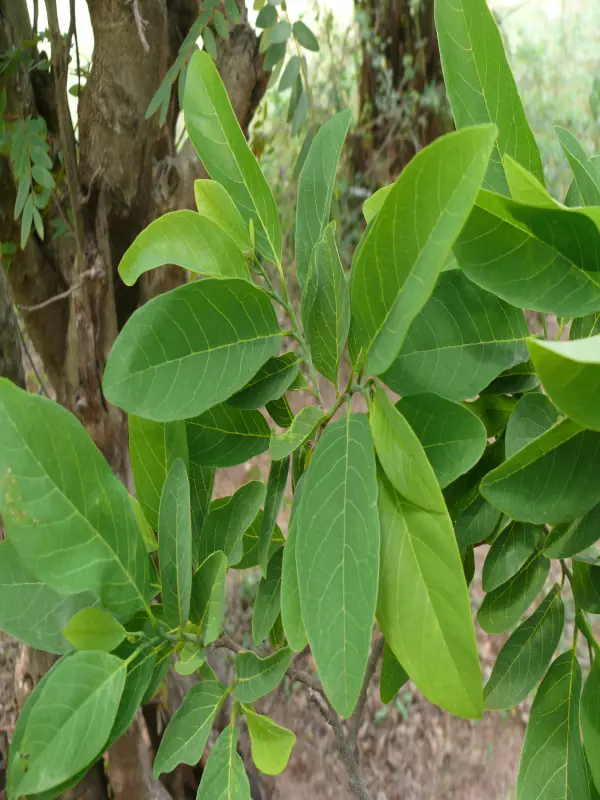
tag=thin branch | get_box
[132,0,150,52]
[45,0,85,274]
[15,323,50,398]
[211,632,371,799]
[68,0,81,99]
[17,266,102,312]
[347,636,383,752]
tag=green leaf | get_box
[104,279,282,422]
[190,551,227,643]
[545,504,600,559]
[572,559,600,614]
[141,641,173,704]
[63,608,126,653]
[193,180,252,253]
[0,538,98,654]
[0,381,152,620]
[517,651,590,800]
[477,556,549,634]
[259,457,289,576]
[184,51,281,264]
[481,418,600,524]
[21,193,34,248]
[159,459,192,628]
[189,462,215,567]
[109,647,156,744]
[380,642,409,705]
[130,495,157,553]
[302,222,350,384]
[31,164,54,189]
[380,270,529,401]
[435,0,543,195]
[264,41,287,72]
[572,313,600,340]
[197,724,250,799]
[505,392,558,459]
[270,20,291,43]
[373,399,482,722]
[376,470,482,719]
[269,405,325,461]
[128,415,167,530]
[396,394,487,489]
[230,510,284,570]
[280,487,308,652]
[295,109,351,288]
[350,126,496,376]
[362,184,393,224]
[117,211,249,287]
[484,585,565,710]
[198,481,265,566]
[243,706,295,775]
[252,548,284,645]
[213,10,229,39]
[186,404,270,468]
[482,522,544,593]
[528,335,600,431]
[225,0,241,24]
[174,644,206,676]
[153,680,227,777]
[256,4,276,27]
[582,659,600,794]
[235,647,291,703]
[482,360,540,395]
[14,176,30,220]
[229,353,301,410]
[468,394,518,439]
[8,652,126,797]
[279,55,301,91]
[266,395,294,428]
[292,20,319,52]
[454,159,600,318]
[203,26,217,60]
[296,412,379,717]
[555,126,600,206]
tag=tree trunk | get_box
[353,0,449,186]
[0,1,268,797]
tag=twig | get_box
[68,0,81,99]
[347,636,383,752]
[33,0,39,37]
[81,161,104,204]
[132,0,150,52]
[15,323,50,398]
[17,267,102,312]
[307,690,370,800]
[45,0,85,274]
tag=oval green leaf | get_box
[528,335,600,432]
[484,585,564,710]
[350,126,496,376]
[8,652,126,798]
[477,556,549,634]
[153,680,228,777]
[244,706,295,776]
[184,51,281,264]
[118,210,249,286]
[0,380,152,620]
[380,270,529,401]
[193,179,251,253]
[481,418,600,524]
[235,647,292,704]
[103,279,282,422]
[296,412,380,718]
[159,458,192,629]
[482,521,544,593]
[370,390,482,719]
[505,392,558,460]
[63,607,126,653]
[186,403,271,468]
[397,394,487,488]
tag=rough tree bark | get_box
[353,0,448,186]
[0,2,268,798]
